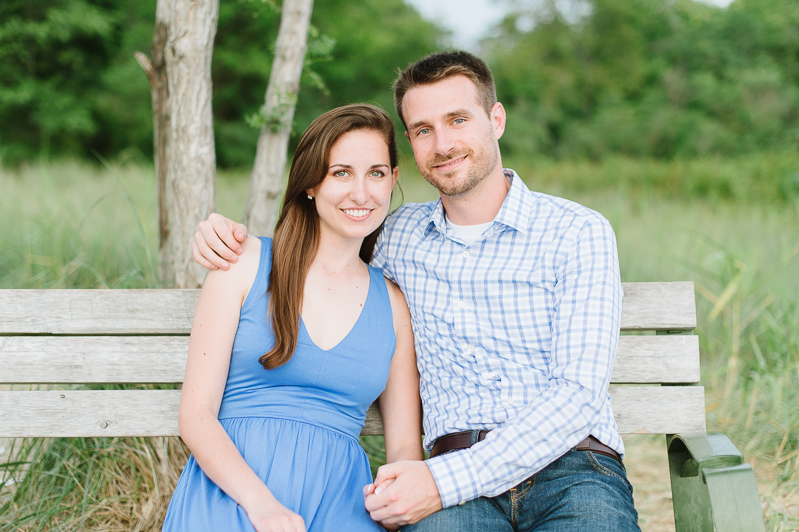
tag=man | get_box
[193,51,639,531]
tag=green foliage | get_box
[3,0,798,165]
[486,0,799,159]
[245,89,298,133]
[0,0,443,167]
[211,0,281,167]
[0,0,124,163]
[296,0,443,152]
[212,0,441,166]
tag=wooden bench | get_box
[0,283,765,531]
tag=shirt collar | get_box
[424,168,534,236]
[493,169,534,234]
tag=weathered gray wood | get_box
[363,386,706,436]
[612,335,700,384]
[363,403,383,436]
[0,290,199,335]
[0,337,189,384]
[0,283,695,335]
[621,282,696,331]
[0,335,699,385]
[0,390,181,437]
[609,386,706,434]
[0,386,705,438]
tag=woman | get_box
[162,104,422,532]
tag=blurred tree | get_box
[0,0,126,163]
[485,0,799,160]
[212,0,443,166]
[158,0,219,289]
[298,0,445,140]
[243,0,315,236]
[0,0,442,167]
[3,0,798,165]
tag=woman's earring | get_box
[307,194,314,200]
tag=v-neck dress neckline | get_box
[299,266,375,353]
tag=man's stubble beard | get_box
[417,131,500,199]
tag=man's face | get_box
[402,75,504,198]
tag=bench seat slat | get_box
[0,283,696,335]
[0,335,700,384]
[0,387,705,438]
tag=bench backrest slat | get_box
[0,387,706,438]
[0,290,199,335]
[619,282,696,331]
[0,282,696,335]
[0,334,700,385]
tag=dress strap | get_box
[365,265,397,351]
[240,237,273,314]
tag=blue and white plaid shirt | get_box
[371,169,624,507]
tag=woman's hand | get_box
[364,480,399,531]
[246,499,306,532]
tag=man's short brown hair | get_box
[393,50,497,128]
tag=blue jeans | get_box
[404,450,640,531]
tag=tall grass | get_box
[1,155,797,530]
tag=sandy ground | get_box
[623,434,676,531]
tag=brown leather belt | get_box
[430,431,622,466]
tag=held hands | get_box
[193,213,248,271]
[245,499,306,532]
[363,461,443,528]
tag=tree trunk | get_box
[242,0,314,236]
[162,0,219,288]
[135,0,170,286]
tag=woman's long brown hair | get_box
[259,104,398,370]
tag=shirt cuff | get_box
[425,450,483,508]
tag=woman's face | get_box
[307,129,397,245]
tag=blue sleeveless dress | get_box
[163,238,395,531]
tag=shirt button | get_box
[458,501,466,506]
[468,344,476,352]
[458,300,465,309]
[462,249,470,257]
[508,398,515,405]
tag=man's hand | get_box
[364,460,442,527]
[192,213,248,270]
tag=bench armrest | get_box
[667,432,765,532]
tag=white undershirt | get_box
[444,215,493,245]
